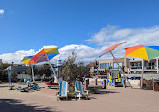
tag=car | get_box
[129,76,141,80]
[85,76,93,78]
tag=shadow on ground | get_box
[0,99,60,112]
[95,90,120,94]
[0,86,8,88]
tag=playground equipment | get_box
[108,71,124,87]
[45,81,59,88]
[96,42,132,88]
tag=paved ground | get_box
[0,82,159,112]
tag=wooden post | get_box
[141,59,144,89]
[124,79,126,88]
[114,78,116,87]
[103,79,106,89]
[152,78,154,91]
[110,51,132,88]
[87,78,89,85]
[95,78,97,85]
[86,79,89,90]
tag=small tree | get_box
[26,65,38,81]
[26,66,33,78]
[62,50,89,84]
[62,50,78,83]
[38,64,52,79]
[0,64,13,81]
[11,70,17,82]
[77,61,89,82]
[0,70,8,81]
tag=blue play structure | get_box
[109,78,124,87]
[108,70,124,87]
[24,78,31,83]
[121,78,124,85]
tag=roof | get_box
[88,61,99,67]
[6,66,29,71]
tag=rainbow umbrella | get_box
[30,47,59,65]
[125,45,159,61]
[21,56,33,65]
[31,47,60,82]
[97,42,132,88]
[21,47,60,82]
[97,42,125,58]
[21,48,59,65]
[125,45,159,89]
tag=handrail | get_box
[130,65,158,70]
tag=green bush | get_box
[68,92,75,99]
[69,85,75,92]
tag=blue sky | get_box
[1,0,159,63]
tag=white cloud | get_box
[0,49,35,64]
[1,25,159,64]
[88,25,159,46]
[56,44,101,62]
[87,25,159,59]
[0,9,4,15]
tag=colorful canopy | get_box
[125,45,159,61]
[21,47,59,65]
[21,56,33,65]
[97,42,125,58]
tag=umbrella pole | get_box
[141,71,143,89]
[110,51,132,88]
[31,59,35,82]
[44,53,57,82]
[8,70,12,86]
[141,59,144,89]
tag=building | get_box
[88,61,99,77]
[7,65,29,74]
[0,59,2,64]
[129,58,159,74]
[89,58,159,78]
[88,58,129,78]
[98,58,129,73]
[17,74,31,80]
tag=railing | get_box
[130,66,158,70]
[130,66,142,69]
[144,66,157,70]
